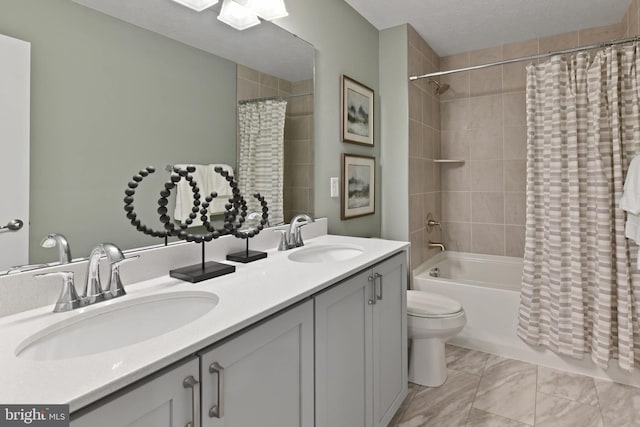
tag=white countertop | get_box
[0,234,408,412]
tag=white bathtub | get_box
[413,251,640,387]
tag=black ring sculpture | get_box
[123,165,269,246]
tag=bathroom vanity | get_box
[0,226,408,427]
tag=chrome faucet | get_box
[40,233,72,264]
[278,214,314,250]
[34,271,82,312]
[428,241,446,252]
[83,243,138,305]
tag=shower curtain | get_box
[518,45,640,370]
[237,99,287,226]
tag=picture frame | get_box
[341,153,375,220]
[341,75,374,146]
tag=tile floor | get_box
[389,345,640,427]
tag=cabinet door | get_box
[199,300,314,427]
[315,269,374,427]
[372,253,407,427]
[70,358,199,427]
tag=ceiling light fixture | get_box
[169,0,288,31]
[217,0,260,30]
[170,0,219,12]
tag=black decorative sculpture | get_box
[123,165,269,283]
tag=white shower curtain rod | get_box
[238,92,313,105]
[409,34,640,80]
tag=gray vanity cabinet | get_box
[314,252,407,427]
[70,358,200,427]
[198,299,314,427]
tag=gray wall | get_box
[379,25,409,242]
[0,0,237,263]
[277,0,382,238]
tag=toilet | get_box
[407,289,466,387]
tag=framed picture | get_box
[341,75,374,146]
[341,153,375,220]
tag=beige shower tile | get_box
[278,78,291,95]
[410,230,424,271]
[579,23,621,46]
[409,157,425,195]
[503,61,528,92]
[504,126,527,159]
[407,24,422,49]
[503,39,539,60]
[432,96,441,130]
[409,84,422,122]
[284,139,311,165]
[422,92,435,127]
[259,72,278,89]
[441,99,470,131]
[503,92,526,126]
[470,46,503,66]
[630,0,639,38]
[539,31,579,53]
[471,67,503,97]
[423,159,435,192]
[472,192,505,224]
[442,222,471,252]
[440,52,470,70]
[237,64,259,82]
[441,130,470,160]
[292,79,312,93]
[442,191,471,222]
[422,125,434,159]
[408,44,422,78]
[537,366,599,407]
[399,369,479,427]
[535,392,603,427]
[470,160,503,191]
[439,72,470,100]
[472,223,506,256]
[409,194,424,233]
[432,161,441,192]
[441,162,470,191]
[469,95,503,129]
[504,159,527,191]
[237,79,259,101]
[473,355,537,424]
[409,119,423,159]
[504,192,526,225]
[505,225,525,257]
[469,127,503,160]
[258,85,277,98]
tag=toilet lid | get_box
[407,290,463,317]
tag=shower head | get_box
[427,79,450,95]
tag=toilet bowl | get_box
[407,290,466,387]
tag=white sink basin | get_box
[288,244,364,263]
[16,291,218,361]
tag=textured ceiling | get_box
[345,0,631,56]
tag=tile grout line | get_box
[593,379,606,427]
[464,353,489,426]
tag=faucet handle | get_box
[276,230,290,251]
[105,255,139,299]
[35,271,82,312]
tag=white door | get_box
[0,33,30,270]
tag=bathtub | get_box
[413,251,640,387]
[413,251,523,352]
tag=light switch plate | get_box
[330,177,339,198]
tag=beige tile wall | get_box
[438,23,621,257]
[407,25,442,269]
[623,0,640,38]
[237,65,314,223]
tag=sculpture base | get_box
[170,261,236,283]
[226,250,268,263]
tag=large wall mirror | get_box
[0,0,314,268]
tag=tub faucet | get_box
[279,214,314,250]
[428,241,446,252]
[40,233,72,264]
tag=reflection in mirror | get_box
[0,0,314,270]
